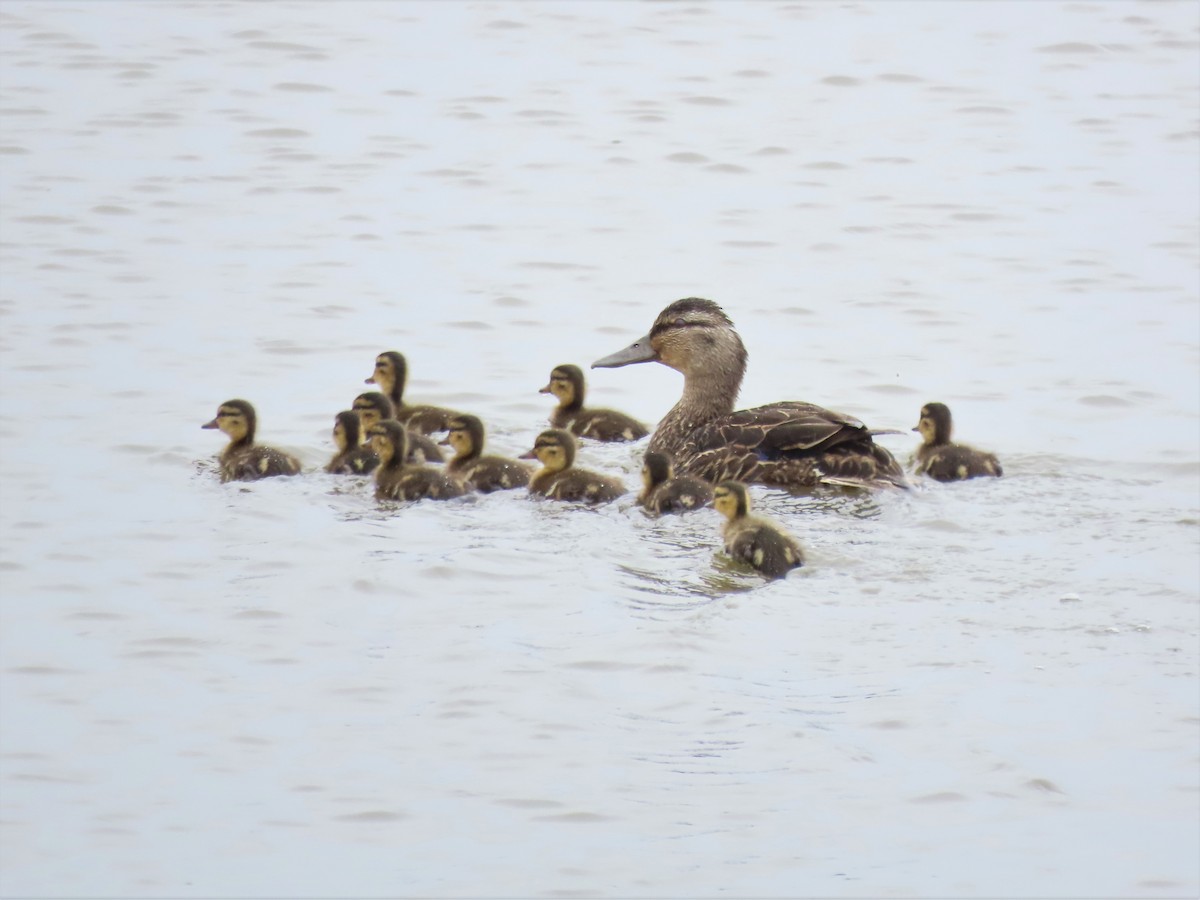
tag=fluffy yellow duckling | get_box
[912,402,1002,481]
[352,391,444,464]
[365,350,462,435]
[441,414,531,493]
[325,410,379,475]
[367,420,464,502]
[711,480,804,580]
[202,399,301,483]
[540,363,649,442]
[638,450,713,514]
[522,428,625,504]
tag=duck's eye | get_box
[674,317,687,328]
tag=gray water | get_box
[1,1,1198,897]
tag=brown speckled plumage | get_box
[912,402,1002,482]
[593,298,906,490]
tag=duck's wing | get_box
[678,402,901,486]
[727,522,804,579]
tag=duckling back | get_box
[724,516,804,580]
[915,444,1002,481]
[221,446,302,483]
[326,446,379,476]
[450,456,531,493]
[375,465,464,501]
[641,474,713,514]
[535,468,625,504]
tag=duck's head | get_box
[641,450,674,493]
[365,351,407,397]
[914,402,953,446]
[539,364,584,407]
[442,414,485,459]
[353,392,395,430]
[366,419,410,467]
[521,428,576,472]
[592,297,747,380]
[202,399,256,444]
[333,410,363,451]
[712,479,750,521]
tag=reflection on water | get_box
[2,0,1198,897]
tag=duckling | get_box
[367,420,464,502]
[441,414,531,493]
[712,480,804,580]
[912,402,1002,481]
[592,298,906,490]
[201,399,302,483]
[638,450,713,514]
[325,410,379,476]
[539,364,649,442]
[352,391,444,464]
[365,350,462,435]
[521,428,626,504]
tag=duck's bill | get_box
[592,334,656,368]
[201,418,218,429]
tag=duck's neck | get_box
[650,365,741,455]
[221,433,253,460]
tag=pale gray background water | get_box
[1,1,1197,897]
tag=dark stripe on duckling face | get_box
[202,399,256,442]
[530,428,576,468]
[914,402,953,445]
[367,419,410,465]
[444,414,485,459]
[712,480,750,519]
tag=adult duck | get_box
[202,399,302,483]
[592,298,906,490]
[912,402,1002,481]
[539,363,648,442]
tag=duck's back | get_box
[724,517,804,579]
[644,475,713,514]
[536,468,625,504]
[671,401,906,489]
[405,430,445,464]
[326,446,379,476]
[561,408,648,443]
[376,464,464,501]
[452,456,531,493]
[222,446,302,482]
[916,444,1002,481]
[397,404,457,436]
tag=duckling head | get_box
[712,479,750,521]
[366,419,410,467]
[202,399,256,445]
[914,402,953,446]
[365,351,407,398]
[641,450,674,494]
[522,428,576,472]
[539,364,584,408]
[592,297,747,382]
[443,414,486,461]
[333,410,364,452]
[353,391,395,431]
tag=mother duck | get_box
[592,298,906,489]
